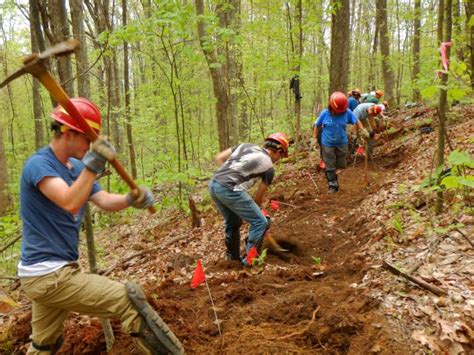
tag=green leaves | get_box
[421,86,438,99]
[447,150,474,169]
[253,248,267,266]
[0,214,20,238]
[440,175,474,189]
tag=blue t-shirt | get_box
[20,146,101,265]
[348,96,359,111]
[315,109,358,147]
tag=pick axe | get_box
[0,39,155,213]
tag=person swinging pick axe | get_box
[1,40,183,354]
[209,133,292,267]
[17,99,183,355]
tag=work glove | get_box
[126,186,155,209]
[82,137,116,174]
[309,138,317,149]
[360,128,370,139]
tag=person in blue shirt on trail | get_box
[313,92,369,193]
[18,98,183,355]
[347,88,361,111]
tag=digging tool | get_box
[0,39,155,213]
[363,140,369,186]
[264,231,289,253]
[261,208,289,253]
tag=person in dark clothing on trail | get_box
[313,92,369,193]
[209,133,290,266]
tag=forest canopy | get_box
[0,0,472,214]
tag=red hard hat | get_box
[375,90,384,98]
[51,98,101,134]
[329,92,348,114]
[265,132,290,157]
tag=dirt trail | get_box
[119,150,413,354]
[6,148,417,354]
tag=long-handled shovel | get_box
[0,39,155,213]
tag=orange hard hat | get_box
[265,132,290,157]
[329,91,348,114]
[375,90,384,98]
[51,98,101,134]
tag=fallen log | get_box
[383,260,447,296]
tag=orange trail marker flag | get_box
[356,146,365,156]
[190,260,223,337]
[270,200,280,211]
[191,260,206,288]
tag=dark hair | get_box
[327,105,337,116]
[50,121,67,138]
[264,139,284,154]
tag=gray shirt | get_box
[212,143,275,191]
[353,103,375,120]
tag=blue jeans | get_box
[208,180,268,261]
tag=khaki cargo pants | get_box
[20,264,141,354]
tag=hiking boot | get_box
[328,186,338,194]
[126,282,184,355]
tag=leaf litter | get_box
[2,105,473,354]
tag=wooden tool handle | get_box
[38,72,155,213]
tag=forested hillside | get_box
[0,0,473,354]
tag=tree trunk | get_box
[122,0,137,179]
[435,0,452,215]
[329,0,350,94]
[465,0,474,91]
[437,0,445,45]
[294,0,303,149]
[368,5,379,90]
[70,0,90,97]
[0,120,11,215]
[111,53,122,152]
[412,0,421,102]
[29,0,45,149]
[376,0,395,107]
[453,0,464,62]
[49,0,74,96]
[195,0,240,151]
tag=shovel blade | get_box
[265,234,289,253]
